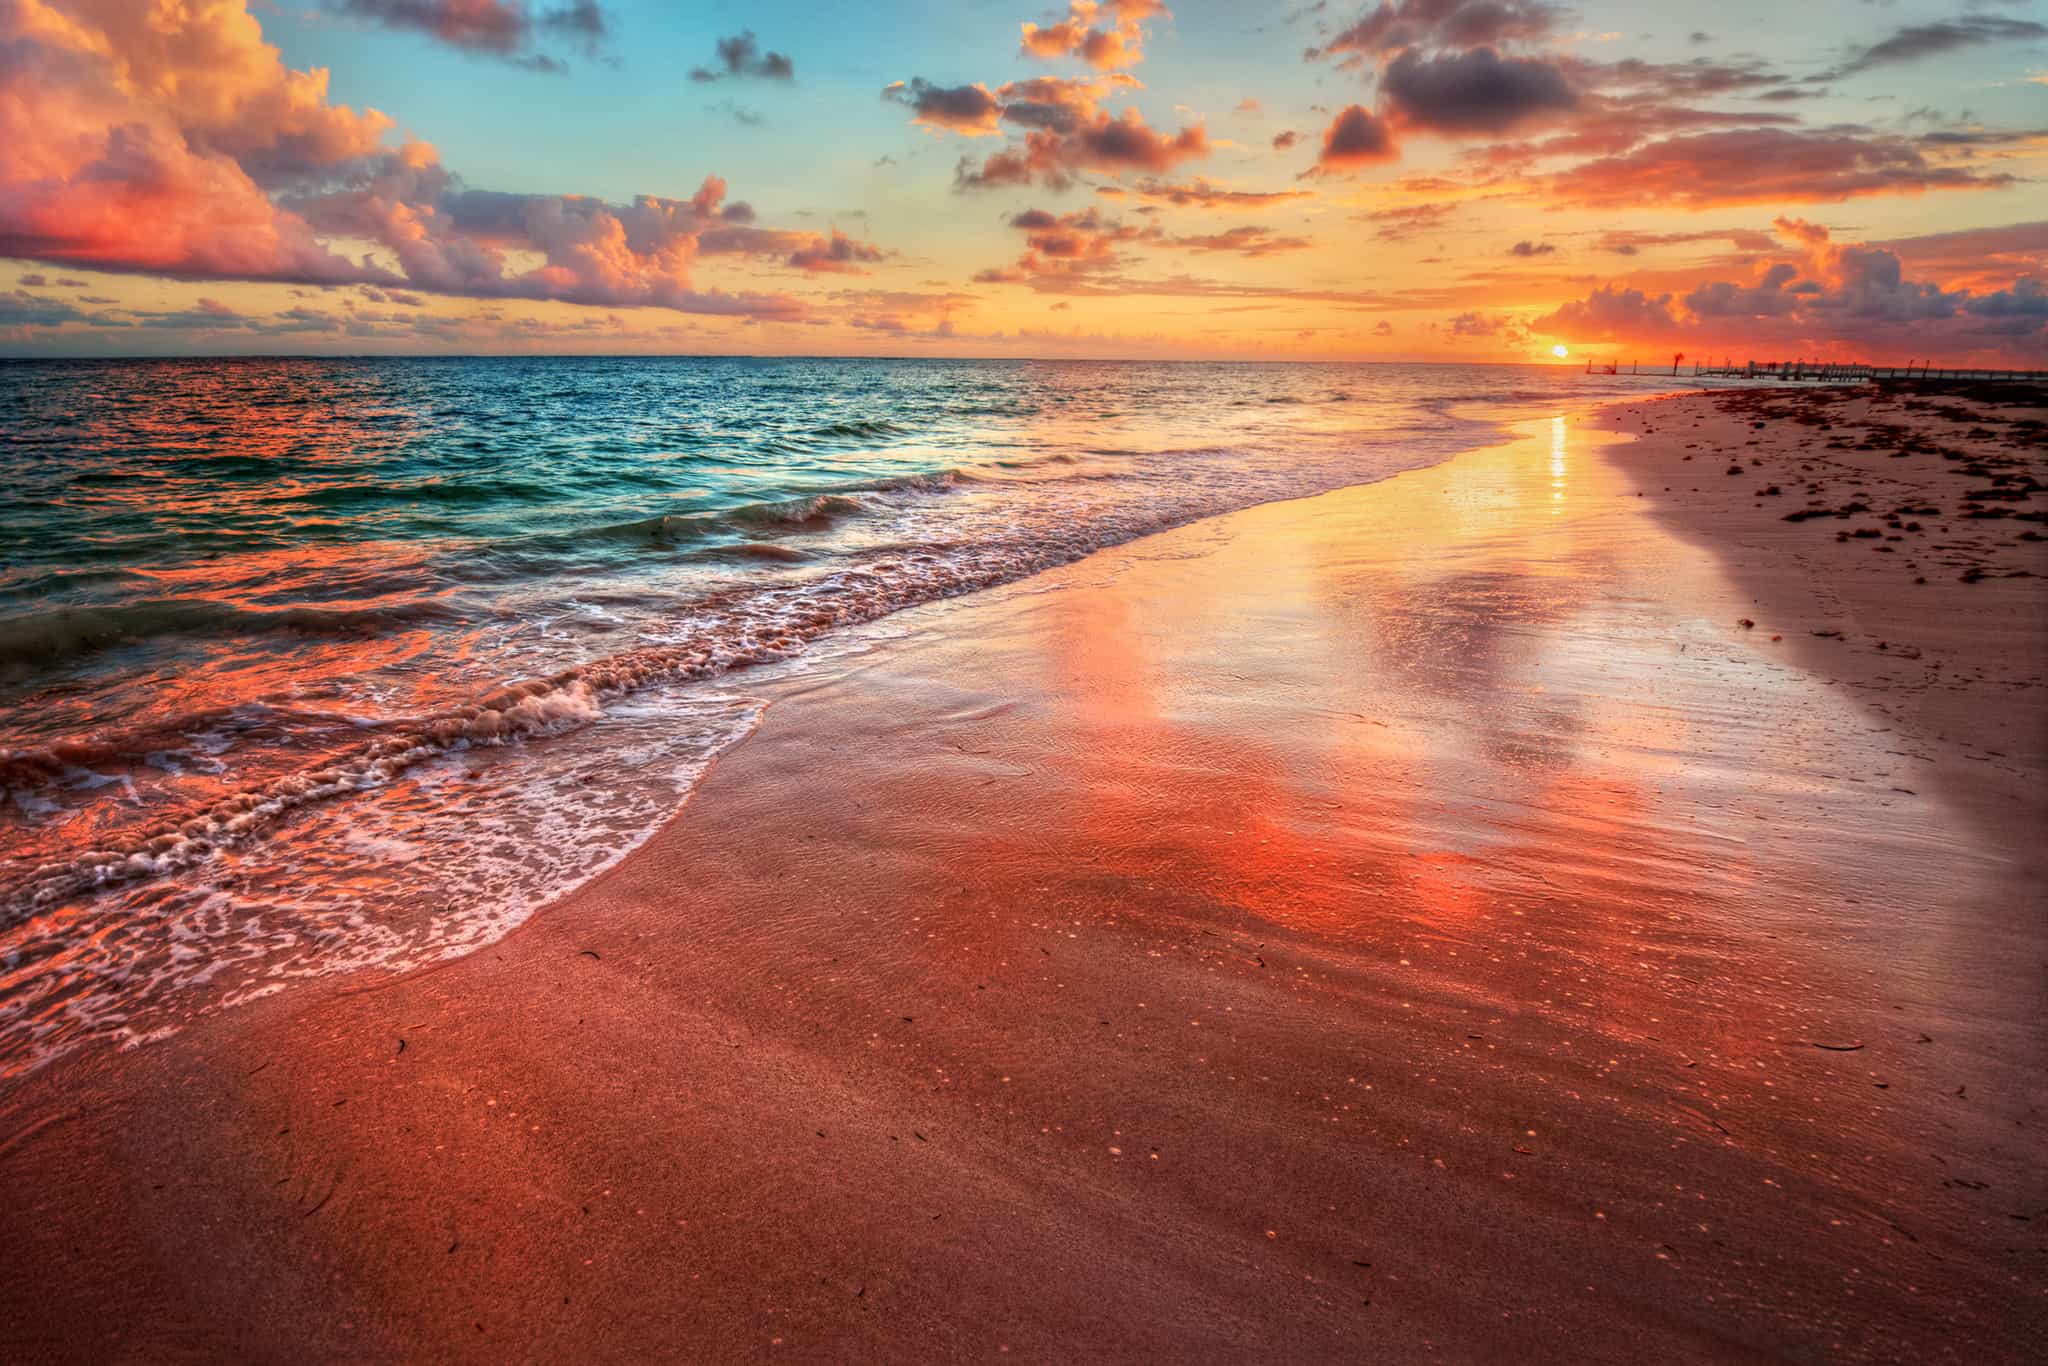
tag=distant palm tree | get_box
[1672,351,1686,375]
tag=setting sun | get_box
[1553,345,1570,359]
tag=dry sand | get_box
[1,390,2042,1363]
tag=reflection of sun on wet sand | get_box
[1,394,2042,1361]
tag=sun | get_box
[1552,344,1570,359]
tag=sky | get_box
[0,0,2044,362]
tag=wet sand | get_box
[2,396,2043,1363]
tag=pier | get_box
[1584,356,2048,384]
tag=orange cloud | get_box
[1548,129,2016,208]
[1019,1,1169,72]
[882,80,1004,135]
[1115,178,1312,210]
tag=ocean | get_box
[0,356,1692,1080]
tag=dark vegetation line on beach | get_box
[1636,381,2045,587]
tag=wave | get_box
[530,474,969,555]
[728,493,869,530]
[807,418,907,439]
[1,367,1528,935]
[0,597,461,670]
[0,700,365,788]
[2,450,1350,918]
[286,477,557,510]
[5,678,608,919]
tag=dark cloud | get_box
[0,289,98,328]
[1826,17,2048,80]
[786,229,887,274]
[1315,0,1561,62]
[1684,262,1803,317]
[882,80,1003,134]
[954,109,1209,191]
[1379,47,1578,134]
[690,30,795,82]
[1307,105,1399,174]
[1962,278,2048,322]
[1509,240,1555,256]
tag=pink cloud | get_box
[0,1,852,323]
[1533,219,2048,361]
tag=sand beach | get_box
[1,387,2042,1363]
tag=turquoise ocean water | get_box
[0,357,1693,1079]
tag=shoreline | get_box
[1,394,2041,1361]
[0,383,1669,1088]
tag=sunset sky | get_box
[1,0,2044,362]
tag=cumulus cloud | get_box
[689,30,795,83]
[1532,285,1680,337]
[328,1,611,69]
[1379,46,1578,134]
[883,79,1005,135]
[1534,218,2048,357]
[1019,1,1169,71]
[1306,105,1399,174]
[1683,262,1803,317]
[0,2,847,324]
[953,106,1209,191]
[890,4,1204,191]
[786,229,887,274]
[0,3,396,286]
[1444,310,1533,340]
